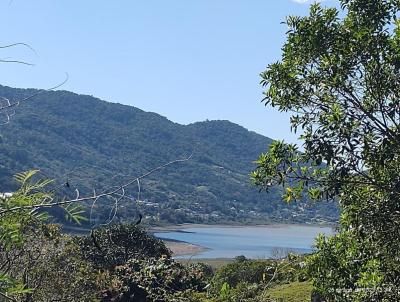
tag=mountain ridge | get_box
[0,85,338,225]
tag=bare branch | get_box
[0,73,69,124]
[0,153,193,216]
[0,59,34,66]
[0,291,17,302]
[0,43,37,55]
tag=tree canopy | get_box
[252,0,400,300]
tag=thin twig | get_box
[0,59,34,66]
[0,73,69,124]
[0,43,37,55]
[0,291,18,302]
[0,154,193,215]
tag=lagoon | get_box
[155,224,334,259]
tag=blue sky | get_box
[0,0,335,143]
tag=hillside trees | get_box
[0,49,191,301]
[252,0,400,300]
[0,85,338,225]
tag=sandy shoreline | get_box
[162,239,208,257]
[150,222,333,233]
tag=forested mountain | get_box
[0,85,338,225]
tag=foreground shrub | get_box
[76,224,171,270]
[210,254,307,295]
[101,257,209,302]
[0,224,105,302]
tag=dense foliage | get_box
[102,258,209,302]
[0,170,89,300]
[0,85,338,225]
[253,0,400,300]
[0,223,103,301]
[0,204,210,301]
[1,195,310,301]
[184,255,311,302]
[9,0,400,300]
[0,175,102,301]
[77,224,171,270]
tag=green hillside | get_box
[0,85,338,225]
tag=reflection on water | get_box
[155,225,334,259]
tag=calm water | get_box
[155,225,334,259]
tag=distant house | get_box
[0,192,13,199]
